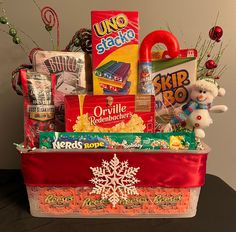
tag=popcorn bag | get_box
[9,4,228,218]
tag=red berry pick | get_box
[205,60,217,70]
[209,26,223,42]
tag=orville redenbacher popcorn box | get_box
[92,11,139,95]
[65,95,155,133]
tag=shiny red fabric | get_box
[21,150,208,188]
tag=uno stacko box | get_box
[92,11,139,95]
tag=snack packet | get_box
[39,131,196,150]
[20,70,56,148]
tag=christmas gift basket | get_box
[3,3,227,218]
[20,146,209,218]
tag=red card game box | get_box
[65,95,155,133]
[92,11,139,95]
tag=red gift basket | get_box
[10,8,224,219]
[19,146,209,218]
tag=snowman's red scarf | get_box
[171,100,211,124]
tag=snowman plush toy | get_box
[171,77,228,138]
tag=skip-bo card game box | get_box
[150,49,198,131]
[92,11,139,95]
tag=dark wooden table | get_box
[0,170,235,232]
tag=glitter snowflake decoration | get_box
[90,154,140,207]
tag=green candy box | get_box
[39,132,196,150]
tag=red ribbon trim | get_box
[21,150,208,188]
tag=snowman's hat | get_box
[195,76,225,97]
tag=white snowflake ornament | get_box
[90,154,140,207]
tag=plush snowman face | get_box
[190,87,214,104]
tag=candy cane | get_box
[139,30,180,94]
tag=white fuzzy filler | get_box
[192,80,218,97]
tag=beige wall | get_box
[0,0,235,189]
